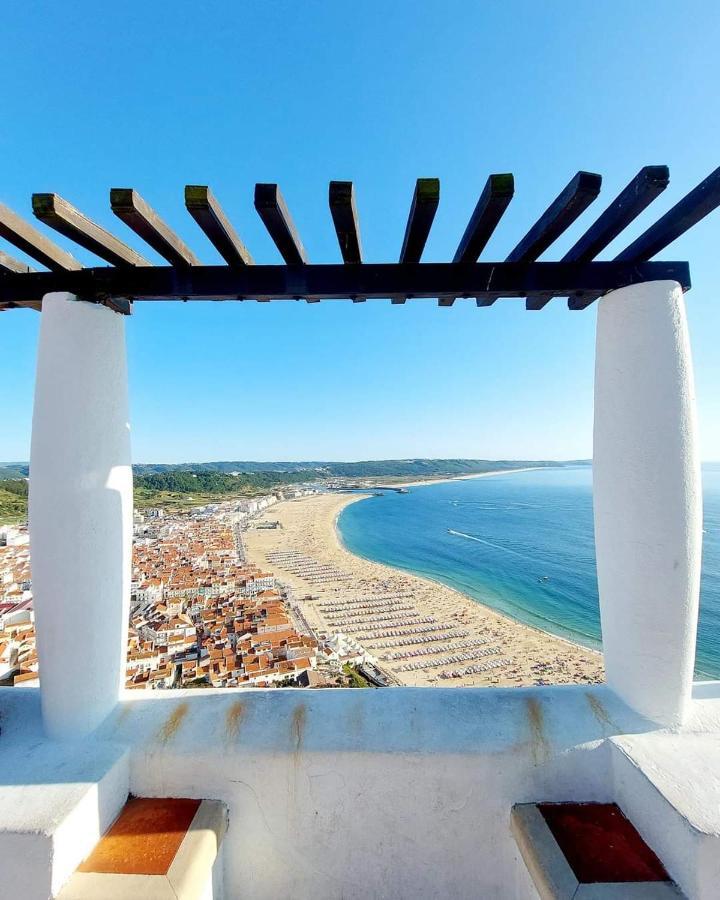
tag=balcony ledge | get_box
[2,682,720,899]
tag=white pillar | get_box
[29,293,132,739]
[594,280,702,727]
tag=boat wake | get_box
[447,530,526,559]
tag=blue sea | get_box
[337,466,720,680]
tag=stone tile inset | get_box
[78,797,202,876]
[538,803,669,884]
[511,803,685,900]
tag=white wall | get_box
[93,685,644,900]
[29,294,132,739]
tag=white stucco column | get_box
[594,280,702,727]
[29,293,132,739]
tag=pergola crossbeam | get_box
[454,174,514,263]
[185,186,253,266]
[440,174,514,306]
[507,171,602,263]
[32,193,149,268]
[527,165,669,309]
[394,178,440,304]
[329,181,362,264]
[329,181,364,301]
[569,165,720,310]
[0,202,82,272]
[1,166,715,313]
[111,189,201,267]
[0,248,33,274]
[616,165,720,262]
[254,184,307,265]
[0,261,690,309]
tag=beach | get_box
[243,490,605,687]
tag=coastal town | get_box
[0,489,383,691]
[0,486,604,691]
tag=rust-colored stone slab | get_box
[538,802,670,884]
[78,797,201,876]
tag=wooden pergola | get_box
[1,166,718,314]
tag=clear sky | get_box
[2,0,720,463]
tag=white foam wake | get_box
[447,530,525,558]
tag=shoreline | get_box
[391,465,552,489]
[244,491,604,688]
[333,494,602,657]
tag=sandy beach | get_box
[393,465,546,488]
[243,492,604,687]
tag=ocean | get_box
[337,466,720,680]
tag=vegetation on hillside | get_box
[135,470,319,494]
[0,465,29,480]
[0,458,589,523]
[132,458,583,478]
[0,479,29,524]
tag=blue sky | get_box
[2,1,720,463]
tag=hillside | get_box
[0,479,29,524]
[0,459,590,522]
[132,458,586,478]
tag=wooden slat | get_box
[507,171,602,264]
[400,178,440,263]
[329,181,364,300]
[329,181,362,264]
[111,189,200,267]
[569,165,720,309]
[394,178,439,304]
[254,184,307,265]
[454,174,514,262]
[527,166,669,310]
[0,202,82,272]
[184,185,253,266]
[0,249,33,274]
[616,165,720,262]
[33,194,149,267]
[441,174,514,307]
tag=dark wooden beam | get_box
[454,174,514,263]
[329,181,362,264]
[400,178,439,264]
[184,185,253,266]
[569,165,720,309]
[0,261,690,309]
[254,184,307,265]
[507,172,602,264]
[0,250,39,310]
[32,194,149,267]
[329,181,364,301]
[527,166,669,309]
[565,166,669,262]
[442,174,515,306]
[615,165,720,261]
[394,178,440,304]
[111,189,201,267]
[0,202,82,272]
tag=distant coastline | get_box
[392,465,549,489]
